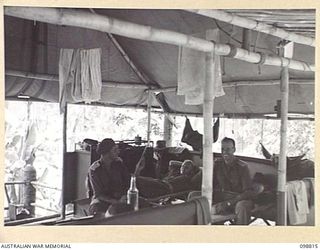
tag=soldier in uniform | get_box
[87,138,130,216]
[212,137,256,225]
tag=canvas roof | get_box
[4,8,315,119]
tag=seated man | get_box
[163,160,182,180]
[136,160,200,198]
[212,137,257,225]
[87,138,130,216]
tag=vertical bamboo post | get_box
[202,49,215,208]
[147,90,152,145]
[277,67,289,225]
[163,116,173,147]
[242,29,251,51]
[61,103,67,219]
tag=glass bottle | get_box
[127,175,139,211]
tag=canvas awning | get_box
[4,8,315,118]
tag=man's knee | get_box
[234,200,253,225]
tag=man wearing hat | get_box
[87,138,130,216]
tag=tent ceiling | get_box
[4,8,315,118]
[226,9,315,37]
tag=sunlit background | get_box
[4,101,315,219]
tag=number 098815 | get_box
[300,244,318,248]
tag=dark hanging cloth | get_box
[259,142,314,180]
[181,117,194,143]
[286,158,314,181]
[181,117,220,151]
[213,117,220,143]
[260,142,272,159]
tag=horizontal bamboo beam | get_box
[6,69,173,92]
[6,70,313,93]
[151,109,314,121]
[186,9,315,47]
[222,79,314,87]
[89,6,176,127]
[6,69,149,90]
[150,87,176,93]
[151,79,314,92]
[4,7,314,72]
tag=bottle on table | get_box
[127,175,139,211]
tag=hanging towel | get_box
[59,48,102,113]
[78,49,102,102]
[177,30,224,105]
[287,180,309,225]
[59,49,74,114]
[177,47,205,105]
[303,178,314,207]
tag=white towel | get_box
[287,180,309,225]
[177,30,224,105]
[59,49,74,114]
[59,48,102,113]
[79,49,102,103]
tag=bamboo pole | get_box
[5,66,313,120]
[277,67,289,225]
[163,116,173,147]
[6,70,180,125]
[6,70,313,90]
[202,50,215,208]
[150,92,177,127]
[186,9,315,47]
[104,32,177,127]
[146,90,152,145]
[6,69,149,90]
[4,185,11,204]
[4,7,314,72]
[107,33,151,84]
[150,87,177,93]
[61,104,67,220]
[88,11,178,128]
[242,29,251,51]
[222,79,313,87]
[151,109,314,120]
